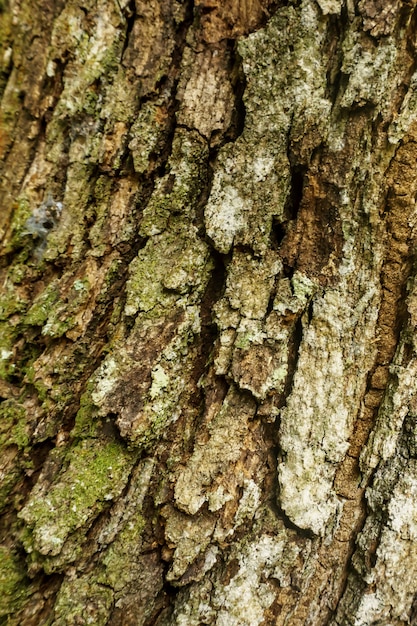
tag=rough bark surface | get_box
[1,0,417,624]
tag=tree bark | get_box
[1,0,417,623]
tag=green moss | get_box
[0,283,27,321]
[132,405,172,450]
[0,400,33,509]
[82,85,100,116]
[23,363,49,403]
[129,101,169,175]
[20,438,137,558]
[45,463,151,612]
[53,576,113,626]
[125,237,177,315]
[0,466,22,513]
[50,3,124,122]
[103,257,123,288]
[0,400,29,449]
[0,68,22,154]
[7,263,27,285]
[99,67,138,124]
[139,129,209,236]
[0,323,17,380]
[42,278,91,338]
[23,275,92,339]
[24,282,60,327]
[4,197,32,254]
[0,547,29,618]
[100,514,146,590]
[72,388,100,438]
[125,226,212,317]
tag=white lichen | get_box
[214,536,295,626]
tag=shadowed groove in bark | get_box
[283,313,303,399]
[324,13,345,109]
[119,0,136,59]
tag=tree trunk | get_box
[1,0,417,623]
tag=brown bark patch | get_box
[195,0,279,42]
[280,172,343,281]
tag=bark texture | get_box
[1,0,417,624]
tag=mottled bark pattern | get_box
[1,0,417,624]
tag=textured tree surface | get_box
[1,0,417,623]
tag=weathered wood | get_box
[1,0,417,624]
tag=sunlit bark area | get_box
[1,0,417,624]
